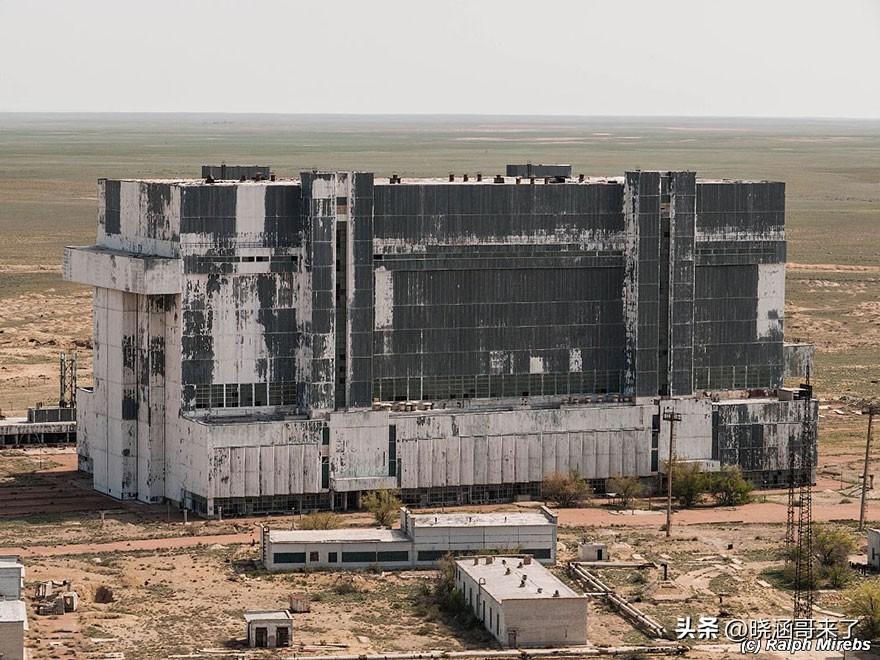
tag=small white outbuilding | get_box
[867,528,880,569]
[244,610,293,648]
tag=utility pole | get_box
[663,409,682,538]
[859,404,878,531]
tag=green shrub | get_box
[362,490,403,527]
[607,475,643,510]
[542,471,591,508]
[707,465,753,506]
[844,579,880,639]
[298,511,341,530]
[668,460,707,508]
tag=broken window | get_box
[240,383,254,407]
[269,382,283,406]
[273,552,305,564]
[281,383,297,406]
[253,383,268,407]
[309,551,319,562]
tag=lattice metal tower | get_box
[792,391,814,619]
[59,351,77,408]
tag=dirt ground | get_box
[2,410,880,660]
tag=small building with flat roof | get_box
[0,599,28,660]
[0,556,25,599]
[261,528,412,571]
[868,528,880,569]
[261,506,557,572]
[403,506,558,565]
[244,610,292,648]
[454,555,587,648]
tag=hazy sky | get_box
[1,0,879,118]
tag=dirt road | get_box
[1,528,259,558]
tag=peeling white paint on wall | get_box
[568,348,582,373]
[756,263,785,339]
[235,184,266,237]
[374,267,393,329]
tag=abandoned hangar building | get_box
[63,164,817,516]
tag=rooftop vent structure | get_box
[201,164,271,180]
[506,163,572,178]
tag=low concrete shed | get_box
[0,556,25,599]
[454,555,587,648]
[868,528,880,569]
[262,528,412,571]
[261,507,559,571]
[244,610,292,648]
[404,506,558,565]
[0,599,27,660]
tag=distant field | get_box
[0,113,878,411]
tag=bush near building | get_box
[708,465,753,506]
[607,475,643,510]
[667,462,754,508]
[362,489,403,527]
[298,511,341,530]
[782,524,856,589]
[542,471,592,508]
[669,460,707,508]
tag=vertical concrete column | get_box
[347,172,375,408]
[668,172,696,396]
[622,171,661,397]
[104,290,139,499]
[136,295,167,502]
[90,287,111,493]
[301,172,337,412]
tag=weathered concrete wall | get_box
[693,181,786,390]
[502,598,588,647]
[713,397,817,482]
[98,180,180,257]
[783,342,815,381]
[372,181,627,402]
[63,246,181,295]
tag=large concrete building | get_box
[261,506,557,571]
[64,165,817,515]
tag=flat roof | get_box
[243,610,292,622]
[456,556,582,601]
[0,561,24,572]
[0,599,27,624]
[101,175,780,187]
[411,510,552,528]
[267,527,409,544]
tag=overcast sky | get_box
[1,0,878,118]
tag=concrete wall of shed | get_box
[503,598,588,647]
[868,529,880,569]
[0,618,25,660]
[264,539,412,572]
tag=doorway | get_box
[254,626,268,647]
